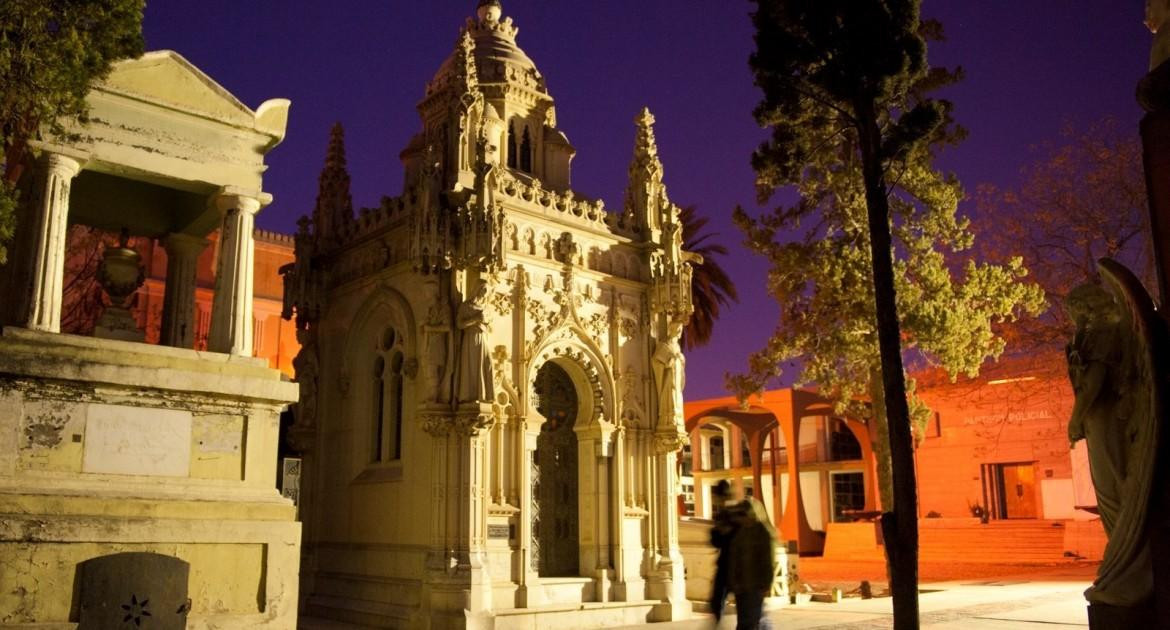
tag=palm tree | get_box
[680,205,738,350]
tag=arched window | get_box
[372,355,386,463]
[371,327,406,463]
[507,121,518,169]
[520,125,533,173]
[390,351,404,460]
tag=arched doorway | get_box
[533,362,579,577]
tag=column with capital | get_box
[208,191,262,355]
[26,152,82,333]
[160,233,209,348]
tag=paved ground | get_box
[302,562,1097,629]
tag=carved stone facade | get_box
[283,3,697,627]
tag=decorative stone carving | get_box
[423,297,453,405]
[456,283,495,404]
[289,327,319,453]
[1066,259,1168,611]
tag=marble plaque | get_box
[82,404,192,477]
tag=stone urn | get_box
[94,229,146,342]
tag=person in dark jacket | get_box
[728,498,777,630]
[708,480,736,623]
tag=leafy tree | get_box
[734,2,1043,625]
[975,118,1150,356]
[0,0,144,264]
[680,205,739,350]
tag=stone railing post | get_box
[160,233,209,348]
[208,190,263,355]
[27,152,83,332]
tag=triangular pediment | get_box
[99,50,255,126]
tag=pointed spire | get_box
[312,122,354,248]
[625,107,667,239]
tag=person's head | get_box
[712,480,732,505]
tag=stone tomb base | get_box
[0,328,300,629]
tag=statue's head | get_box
[1149,0,1170,33]
[1067,282,1119,329]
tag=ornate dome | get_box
[427,1,548,97]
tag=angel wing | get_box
[1091,257,1168,601]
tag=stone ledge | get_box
[0,489,295,521]
[0,327,296,404]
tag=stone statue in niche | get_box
[652,320,686,430]
[456,282,495,404]
[1066,259,1169,618]
[423,297,453,404]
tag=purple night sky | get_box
[143,2,1150,400]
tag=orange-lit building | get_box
[62,227,300,377]
[681,355,1105,561]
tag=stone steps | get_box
[492,600,665,630]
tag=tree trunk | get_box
[855,100,919,630]
[869,373,894,510]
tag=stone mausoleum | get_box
[0,52,300,628]
[282,2,698,627]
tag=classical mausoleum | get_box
[0,51,299,628]
[282,2,697,627]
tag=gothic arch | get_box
[527,336,614,431]
[343,284,418,369]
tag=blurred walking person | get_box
[708,480,737,624]
[728,498,776,630]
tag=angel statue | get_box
[1067,258,1169,615]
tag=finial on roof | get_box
[478,0,502,23]
[634,107,659,160]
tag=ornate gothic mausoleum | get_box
[283,2,698,627]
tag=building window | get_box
[681,442,693,477]
[507,121,518,169]
[829,418,863,461]
[709,435,724,471]
[681,481,695,516]
[831,471,866,522]
[740,431,751,468]
[372,327,405,463]
[520,125,532,172]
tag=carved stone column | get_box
[208,191,262,355]
[515,417,541,607]
[418,405,494,617]
[26,152,82,333]
[646,435,688,621]
[160,233,209,348]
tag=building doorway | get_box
[982,462,1038,519]
[534,362,579,577]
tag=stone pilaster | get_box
[208,191,262,356]
[26,153,82,333]
[160,233,209,348]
